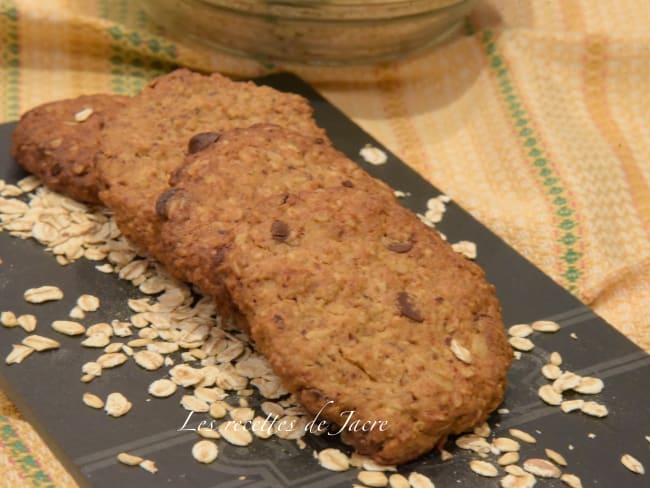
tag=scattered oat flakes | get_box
[545,448,568,466]
[508,335,535,351]
[580,401,608,418]
[22,335,60,351]
[560,473,583,488]
[539,384,563,405]
[24,285,64,303]
[133,350,164,371]
[359,144,388,165]
[209,401,228,419]
[230,407,255,423]
[509,428,536,444]
[181,395,209,413]
[542,363,562,380]
[104,342,123,354]
[105,392,132,417]
[470,459,499,477]
[117,452,143,466]
[570,332,578,339]
[17,314,37,332]
[387,473,409,488]
[192,440,219,464]
[317,448,350,472]
[77,294,100,312]
[69,306,85,319]
[111,320,132,337]
[97,352,128,368]
[493,437,520,453]
[497,452,519,466]
[83,393,104,409]
[139,459,158,474]
[17,175,41,192]
[81,333,111,348]
[508,324,533,338]
[82,361,102,377]
[500,473,536,488]
[74,107,93,122]
[621,454,645,474]
[148,379,177,398]
[1,311,18,327]
[5,344,33,364]
[117,452,144,466]
[574,377,604,395]
[561,399,584,413]
[504,465,527,476]
[86,323,113,337]
[358,470,388,487]
[553,372,582,393]
[51,320,85,336]
[451,240,477,259]
[1,184,23,197]
[532,320,560,332]
[96,263,113,273]
[523,458,561,478]
[456,433,491,454]
[218,422,253,447]
[474,422,491,438]
[407,472,434,488]
[550,351,563,366]
[170,364,204,387]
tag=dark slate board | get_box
[1,74,649,488]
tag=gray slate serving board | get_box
[1,74,649,488]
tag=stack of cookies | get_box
[11,69,512,465]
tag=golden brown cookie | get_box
[11,94,129,203]
[96,68,325,264]
[157,123,393,321]
[220,187,512,465]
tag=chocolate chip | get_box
[341,180,354,188]
[387,241,412,253]
[155,187,182,220]
[397,292,424,323]
[272,315,285,330]
[188,132,220,154]
[212,245,227,267]
[50,163,63,177]
[271,220,290,242]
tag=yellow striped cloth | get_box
[1,1,649,485]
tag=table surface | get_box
[1,1,650,486]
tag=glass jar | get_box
[139,0,478,65]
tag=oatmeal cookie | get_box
[157,124,393,321]
[220,187,512,464]
[11,94,129,203]
[96,68,324,263]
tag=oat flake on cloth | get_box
[1,0,649,486]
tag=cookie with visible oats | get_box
[11,94,130,203]
[157,123,392,322]
[96,68,325,265]
[219,187,511,465]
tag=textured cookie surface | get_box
[11,94,129,203]
[220,187,512,465]
[96,68,325,262]
[158,124,393,320]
